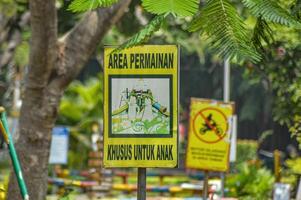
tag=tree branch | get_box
[26,0,57,95]
[0,12,30,69]
[53,0,131,90]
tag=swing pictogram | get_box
[192,107,228,144]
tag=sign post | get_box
[222,58,230,197]
[103,45,179,199]
[203,171,209,200]
[48,126,69,195]
[186,98,234,198]
[137,168,146,200]
[223,59,230,103]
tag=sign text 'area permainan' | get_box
[103,45,178,168]
[108,53,174,69]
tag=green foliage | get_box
[112,15,165,53]
[57,75,103,169]
[282,157,301,188]
[0,0,27,17]
[68,0,119,12]
[142,0,199,17]
[290,115,301,148]
[59,195,71,200]
[58,188,76,200]
[258,129,273,143]
[188,0,261,62]
[261,44,301,127]
[59,75,103,125]
[0,0,17,17]
[14,41,29,67]
[67,0,300,63]
[231,134,271,168]
[235,140,258,166]
[252,17,273,52]
[226,163,274,200]
[242,30,301,137]
[242,0,301,27]
[286,157,301,175]
[292,0,301,18]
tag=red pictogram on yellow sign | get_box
[192,107,228,144]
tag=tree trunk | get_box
[7,0,131,199]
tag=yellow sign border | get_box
[103,45,179,168]
[186,98,235,172]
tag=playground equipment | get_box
[112,79,170,134]
[112,89,169,117]
[48,129,113,198]
[112,80,170,118]
[48,173,217,197]
[111,169,220,198]
[0,107,29,200]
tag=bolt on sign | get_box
[103,45,179,168]
[186,98,234,172]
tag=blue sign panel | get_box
[49,127,69,164]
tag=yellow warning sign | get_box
[186,98,234,172]
[103,45,179,168]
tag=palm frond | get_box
[68,0,119,12]
[292,0,301,19]
[189,0,261,62]
[142,0,199,17]
[112,15,165,53]
[242,0,301,27]
[252,17,273,52]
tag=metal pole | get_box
[229,115,237,163]
[274,150,281,182]
[137,168,146,200]
[203,171,209,200]
[221,173,225,197]
[0,107,29,200]
[221,58,230,197]
[223,59,230,102]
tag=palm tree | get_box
[70,0,301,62]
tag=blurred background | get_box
[1,0,301,199]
